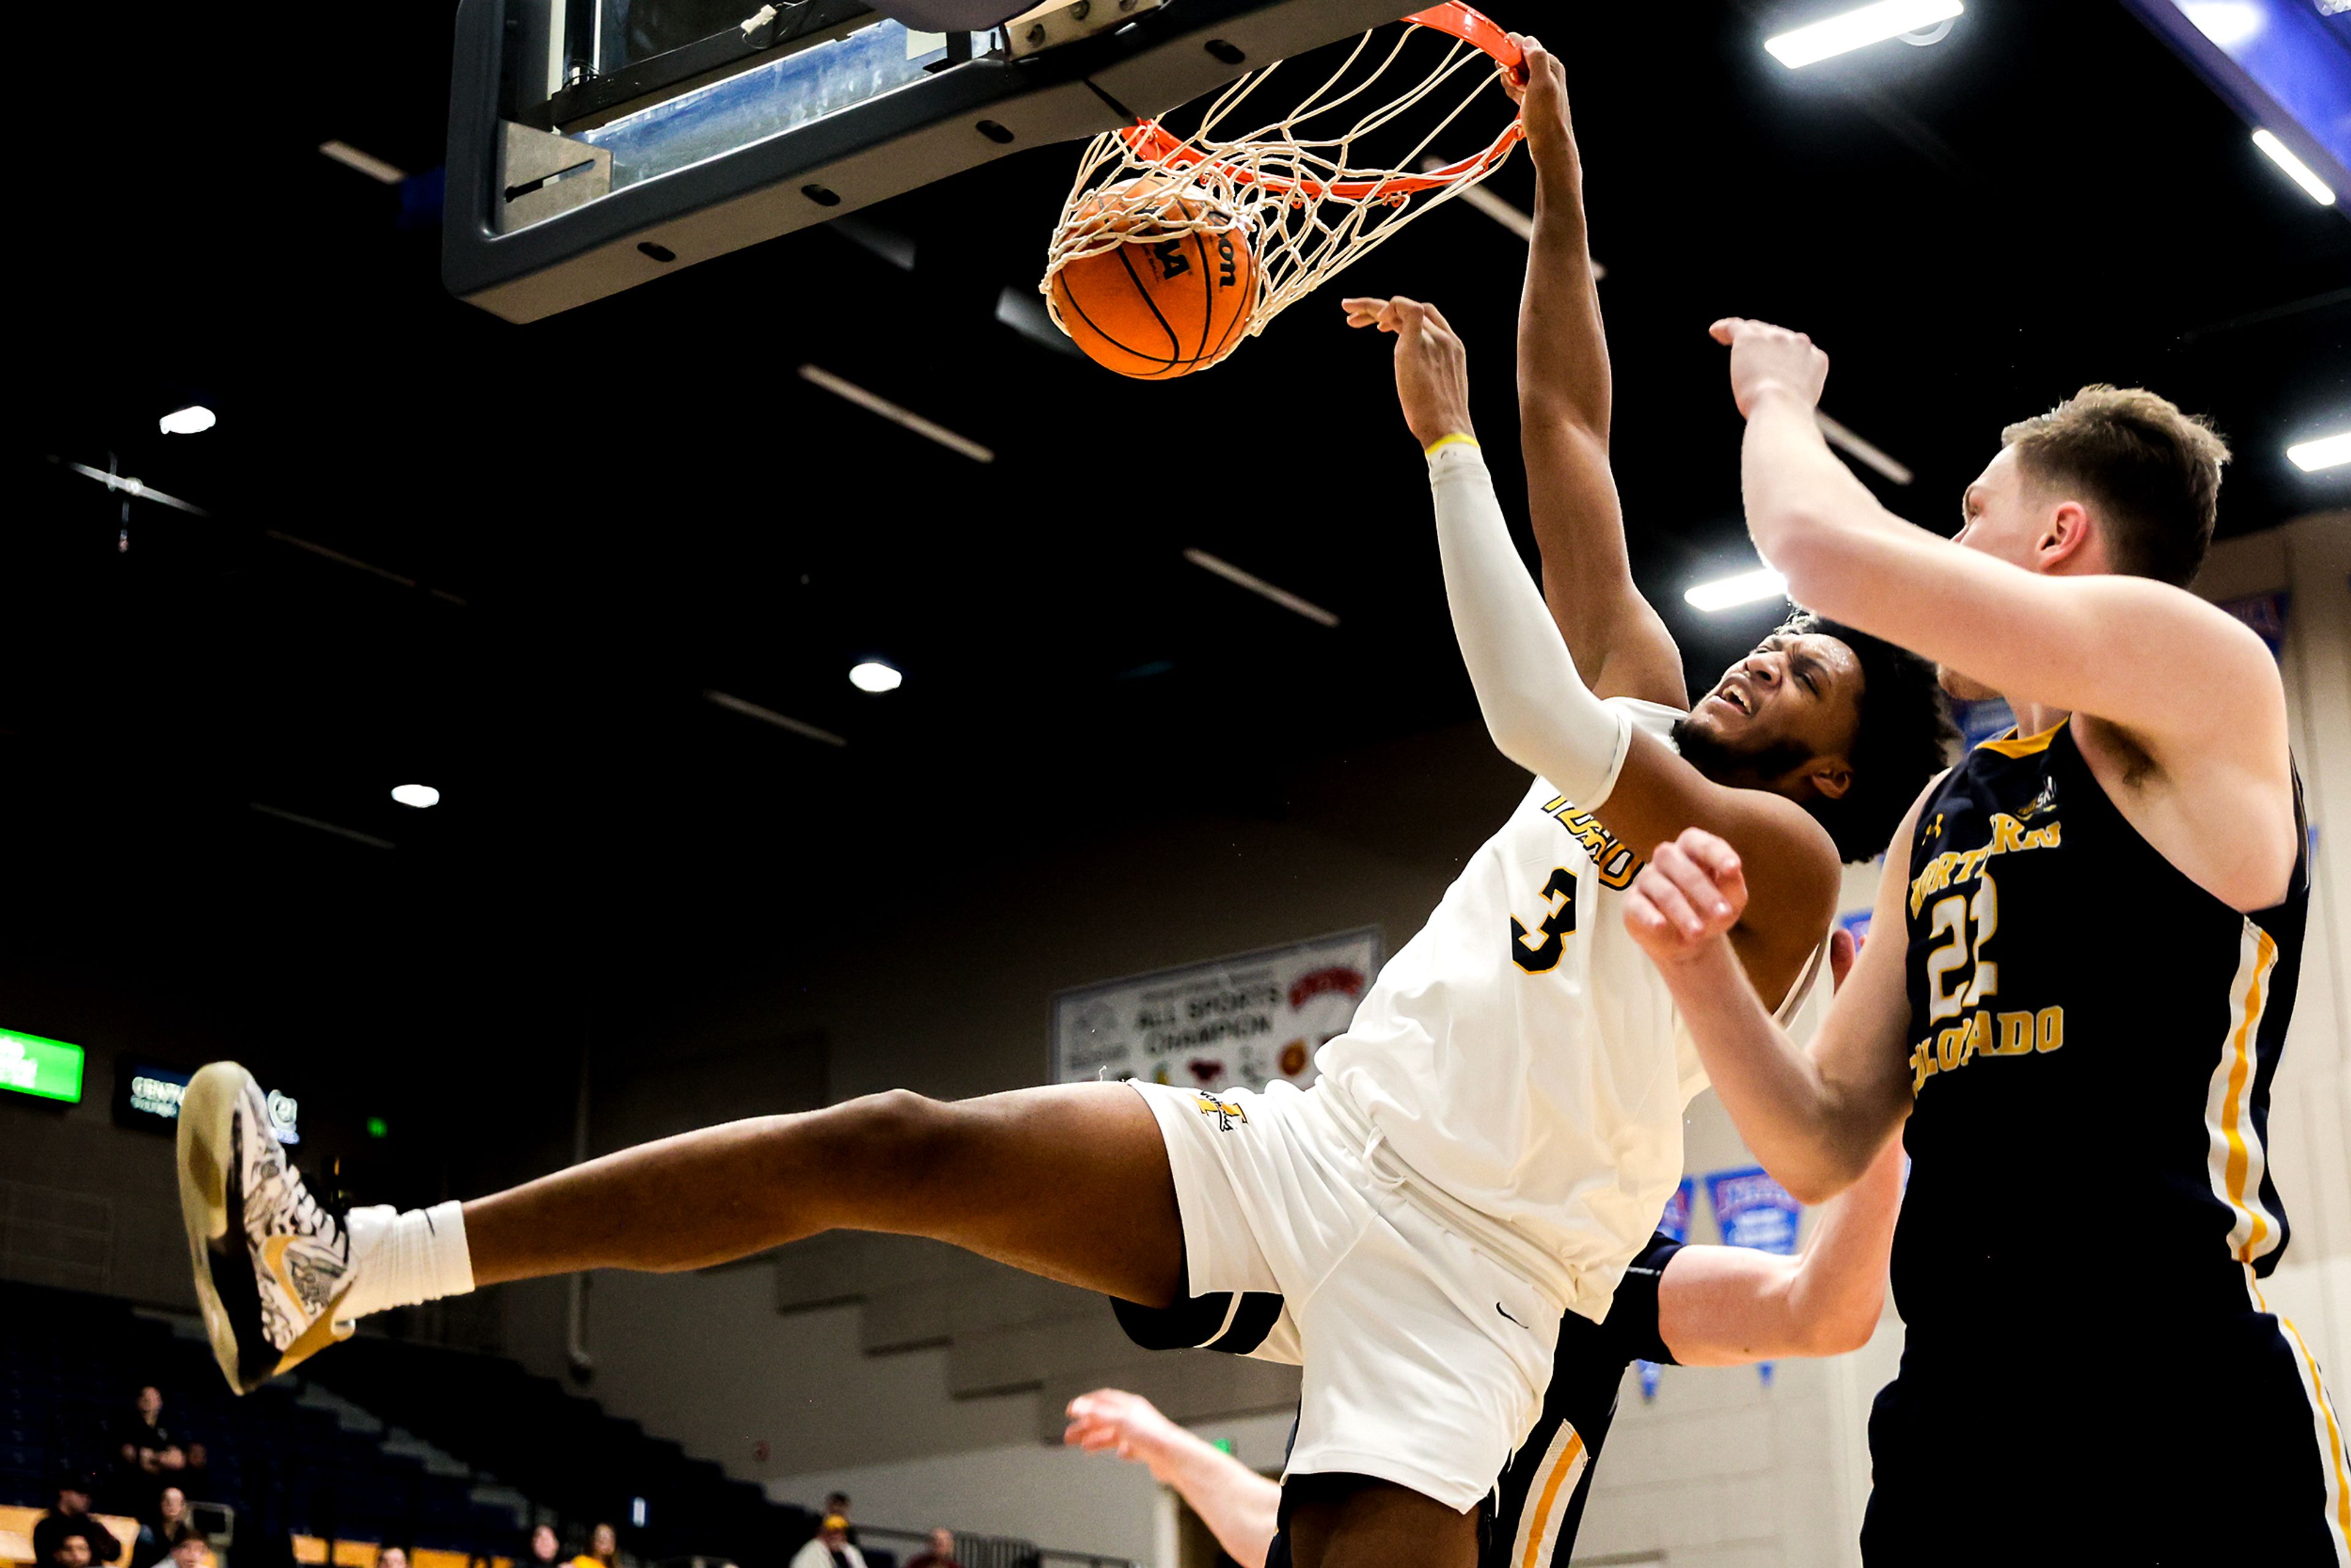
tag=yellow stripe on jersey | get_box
[2205,922,2284,1263]
[1512,1425,1588,1568]
[1974,717,2070,757]
[2252,1281,2351,1564]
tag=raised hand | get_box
[1709,317,1829,419]
[1503,36,1575,177]
[1341,294,1475,449]
[1063,1387,1184,1465]
[1624,827,1749,965]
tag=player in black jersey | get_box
[1624,323,2343,1561]
[1079,1117,1904,1568]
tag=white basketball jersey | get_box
[1318,698,1823,1322]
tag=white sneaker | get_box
[177,1061,357,1392]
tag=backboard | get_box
[446,0,1432,322]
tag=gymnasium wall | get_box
[0,1000,212,1310]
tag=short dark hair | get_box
[2000,386,2230,587]
[1785,612,1954,863]
[167,1528,209,1551]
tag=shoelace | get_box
[256,1141,345,1250]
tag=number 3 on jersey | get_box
[1512,868,1579,974]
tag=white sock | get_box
[340,1201,476,1321]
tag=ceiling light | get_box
[798,365,995,463]
[158,405,216,435]
[1815,411,1913,486]
[2252,130,2336,205]
[319,140,408,185]
[2287,430,2351,472]
[1183,549,1341,627]
[390,783,441,809]
[703,689,847,747]
[2178,2,2264,48]
[1685,567,1790,612]
[1766,0,1963,68]
[849,661,903,693]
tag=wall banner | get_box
[1637,1178,1697,1402]
[1049,928,1382,1093]
[1706,1166,1804,1386]
[1954,696,2018,751]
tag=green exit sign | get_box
[0,1027,86,1104]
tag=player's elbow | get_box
[1778,1164,1853,1209]
[1797,1292,1883,1357]
[1519,401,1610,459]
[1477,697,1565,782]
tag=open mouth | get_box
[1711,682,1756,717]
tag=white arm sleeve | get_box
[1429,440,1635,808]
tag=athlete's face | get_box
[1950,446,2046,568]
[1939,445,2043,699]
[1682,629,1864,802]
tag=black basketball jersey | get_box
[1892,718,2308,1341]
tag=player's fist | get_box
[1342,295,1475,450]
[1624,827,1748,964]
[1708,317,1828,419]
[1504,37,1575,176]
[1063,1388,1182,1466]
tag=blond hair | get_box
[2000,386,2230,586]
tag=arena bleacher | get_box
[0,1278,820,1568]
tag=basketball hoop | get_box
[1041,4,1526,377]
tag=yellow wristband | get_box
[1423,432,1482,458]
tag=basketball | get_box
[1048,177,1259,380]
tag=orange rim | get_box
[1118,3,1526,204]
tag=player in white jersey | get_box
[172,41,1948,1568]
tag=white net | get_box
[1041,6,1524,373]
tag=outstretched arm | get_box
[1354,299,1842,1003]
[1659,1117,1903,1364]
[1711,320,2296,911]
[1064,1390,1278,1568]
[1624,804,1927,1203]
[1507,38,1684,708]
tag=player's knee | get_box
[831,1088,962,1182]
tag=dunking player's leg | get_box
[463,1085,1183,1292]
[1285,1476,1479,1568]
[178,1063,1182,1394]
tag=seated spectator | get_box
[526,1523,564,1568]
[789,1517,865,1568]
[116,1389,203,1483]
[148,1526,208,1568]
[572,1521,634,1568]
[36,1472,126,1566]
[48,1526,97,1568]
[378,1547,411,1568]
[903,1530,959,1568]
[137,1486,190,1559]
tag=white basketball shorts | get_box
[1130,1078,1562,1514]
